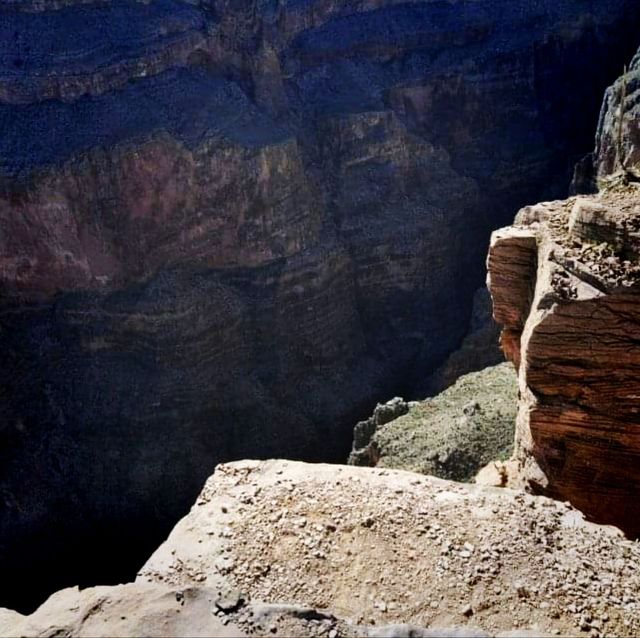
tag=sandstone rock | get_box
[2,0,640,610]
[487,189,640,536]
[137,460,640,637]
[5,459,640,636]
[0,583,245,638]
[368,625,489,638]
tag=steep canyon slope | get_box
[1,0,639,610]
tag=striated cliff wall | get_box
[488,56,640,537]
[2,0,640,609]
[487,191,640,536]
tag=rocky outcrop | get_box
[593,50,640,181]
[349,363,517,482]
[348,397,409,466]
[2,0,640,610]
[51,459,640,637]
[487,188,640,536]
[574,46,640,191]
[0,583,246,638]
[4,460,640,637]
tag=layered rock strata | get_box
[2,0,640,609]
[487,188,640,536]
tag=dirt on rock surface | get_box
[138,460,640,638]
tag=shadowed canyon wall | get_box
[1,0,639,610]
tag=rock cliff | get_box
[487,54,640,536]
[593,48,640,181]
[487,188,640,536]
[2,0,640,610]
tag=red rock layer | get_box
[487,193,640,536]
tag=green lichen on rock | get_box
[372,363,518,482]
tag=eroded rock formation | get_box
[7,459,640,637]
[2,0,640,609]
[349,363,518,481]
[487,190,640,536]
[349,363,517,481]
[594,49,640,181]
[488,53,640,535]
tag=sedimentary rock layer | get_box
[487,190,640,536]
[2,0,640,609]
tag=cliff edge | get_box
[4,460,640,637]
[487,52,640,535]
[487,188,640,536]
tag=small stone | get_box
[461,604,474,617]
[215,590,244,613]
[329,630,338,638]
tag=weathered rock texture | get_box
[349,363,517,481]
[135,460,640,637]
[573,46,640,191]
[0,583,246,638]
[594,49,640,181]
[1,0,640,610]
[487,188,640,536]
[4,460,640,637]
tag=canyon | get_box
[1,0,640,614]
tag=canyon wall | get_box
[487,56,640,537]
[488,193,640,537]
[1,0,639,609]
[487,199,640,536]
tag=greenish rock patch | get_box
[350,363,518,482]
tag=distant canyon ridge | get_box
[0,0,639,611]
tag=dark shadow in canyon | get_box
[2,0,640,614]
